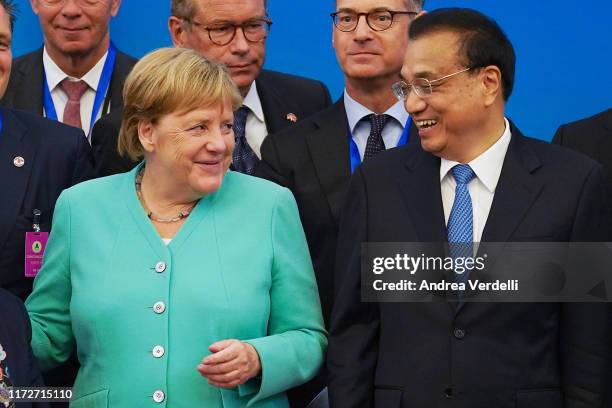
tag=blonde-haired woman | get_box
[26,48,326,408]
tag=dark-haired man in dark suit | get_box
[328,8,610,408]
[91,0,331,178]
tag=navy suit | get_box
[328,124,611,408]
[552,108,612,408]
[0,108,93,408]
[0,288,49,408]
[0,108,94,299]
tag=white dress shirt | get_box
[242,81,268,159]
[344,90,409,160]
[42,47,109,138]
[440,118,512,242]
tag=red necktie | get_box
[59,78,89,129]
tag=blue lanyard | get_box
[349,116,412,174]
[42,42,117,136]
[0,111,3,135]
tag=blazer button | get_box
[152,345,165,358]
[155,261,167,273]
[153,301,166,314]
[453,328,466,339]
[444,387,453,398]
[152,390,165,403]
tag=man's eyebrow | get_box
[414,70,435,78]
[207,16,267,24]
[335,7,356,13]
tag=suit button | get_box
[155,261,167,273]
[444,387,453,398]
[152,390,165,403]
[454,328,466,339]
[153,301,166,314]
[152,345,165,358]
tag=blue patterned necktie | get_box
[363,114,388,160]
[447,164,476,284]
[231,106,259,175]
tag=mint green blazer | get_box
[26,165,327,408]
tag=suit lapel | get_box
[256,73,302,135]
[481,125,543,242]
[104,51,135,114]
[602,108,612,132]
[399,148,447,241]
[305,101,351,224]
[455,126,543,314]
[0,109,38,251]
[14,49,44,114]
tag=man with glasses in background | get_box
[1,0,136,141]
[256,1,423,406]
[91,0,331,177]
[328,8,611,407]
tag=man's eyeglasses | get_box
[184,18,272,46]
[40,0,102,6]
[330,9,417,32]
[392,67,473,99]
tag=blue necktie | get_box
[231,106,259,175]
[447,164,476,284]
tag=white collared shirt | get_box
[440,118,512,242]
[343,90,409,160]
[242,81,268,159]
[42,47,109,138]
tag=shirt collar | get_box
[440,118,512,193]
[343,90,409,132]
[43,46,109,91]
[242,81,265,123]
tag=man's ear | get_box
[168,16,187,47]
[480,65,502,107]
[110,0,121,18]
[30,0,40,16]
[138,120,156,153]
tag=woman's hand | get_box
[197,339,262,388]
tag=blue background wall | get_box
[11,0,611,141]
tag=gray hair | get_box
[171,0,268,20]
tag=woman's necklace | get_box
[135,168,196,223]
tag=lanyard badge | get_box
[25,209,48,278]
[42,43,117,137]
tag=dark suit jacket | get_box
[90,69,332,177]
[0,47,137,116]
[0,108,94,299]
[328,124,611,408]
[552,108,612,408]
[0,288,49,408]
[553,109,612,213]
[256,100,418,408]
[257,99,419,325]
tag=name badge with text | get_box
[25,232,48,278]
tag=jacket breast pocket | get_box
[516,388,562,408]
[374,387,403,408]
[70,388,108,408]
